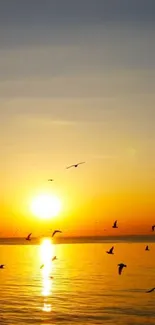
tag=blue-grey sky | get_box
[0,0,155,96]
[0,0,155,235]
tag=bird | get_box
[48,179,54,182]
[112,220,118,228]
[40,264,44,269]
[66,162,85,169]
[52,230,62,237]
[52,256,57,262]
[118,263,127,275]
[0,265,4,269]
[146,287,155,293]
[106,246,114,254]
[145,245,149,251]
[26,233,32,241]
[152,225,155,231]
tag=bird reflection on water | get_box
[40,238,55,312]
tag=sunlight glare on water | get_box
[40,238,55,312]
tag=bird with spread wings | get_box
[52,230,62,237]
[66,162,85,169]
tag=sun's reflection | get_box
[42,303,52,312]
[40,238,55,312]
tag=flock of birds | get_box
[1,161,155,294]
[106,220,155,293]
[0,229,61,279]
[25,229,62,241]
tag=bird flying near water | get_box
[66,162,85,169]
[26,233,32,241]
[52,230,62,237]
[145,245,149,251]
[118,263,127,275]
[48,179,54,182]
[152,225,155,231]
[112,220,118,228]
[106,246,114,254]
[0,265,4,269]
[52,256,57,261]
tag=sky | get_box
[0,0,155,237]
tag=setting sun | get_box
[31,194,61,219]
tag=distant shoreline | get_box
[0,234,155,245]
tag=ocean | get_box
[0,238,155,324]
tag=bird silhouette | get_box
[52,256,57,262]
[26,233,32,241]
[118,263,127,275]
[52,230,62,237]
[145,245,149,251]
[0,265,4,269]
[66,162,85,169]
[40,264,44,269]
[146,287,155,293]
[48,179,54,182]
[106,246,114,254]
[152,225,155,231]
[112,220,118,228]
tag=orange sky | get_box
[1,3,155,237]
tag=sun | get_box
[31,194,61,219]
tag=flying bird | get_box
[0,265,4,269]
[48,179,54,182]
[112,220,118,229]
[118,263,127,275]
[152,225,155,231]
[40,264,44,269]
[145,245,149,251]
[146,287,155,293]
[26,233,32,241]
[52,230,62,237]
[106,246,114,254]
[52,256,57,262]
[66,162,85,169]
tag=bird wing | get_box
[27,233,32,239]
[110,246,114,253]
[77,162,85,165]
[114,220,117,227]
[146,288,155,293]
[66,165,74,169]
[52,231,56,237]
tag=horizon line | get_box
[0,234,154,239]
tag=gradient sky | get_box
[1,0,155,237]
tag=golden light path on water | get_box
[40,238,55,312]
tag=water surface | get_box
[0,240,155,324]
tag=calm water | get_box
[0,240,155,324]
